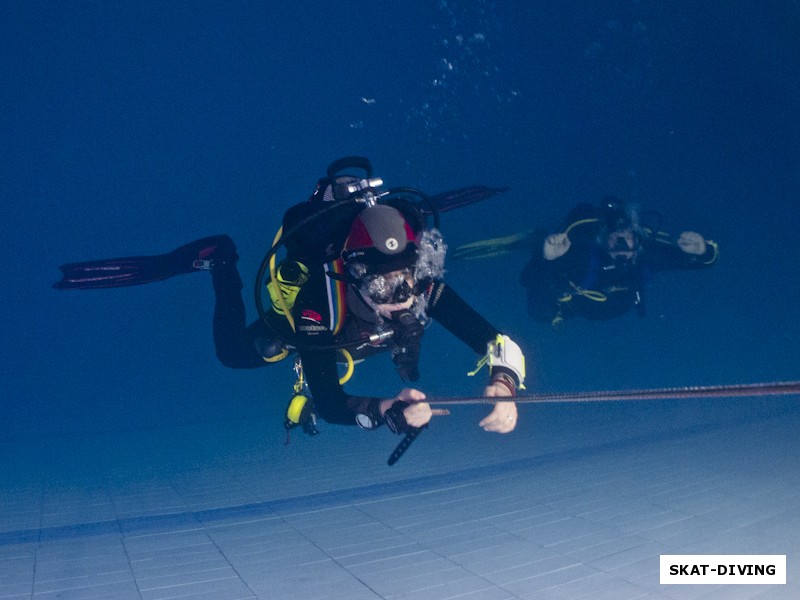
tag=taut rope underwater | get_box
[386,381,799,466]
[427,380,800,406]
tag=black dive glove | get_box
[384,401,411,434]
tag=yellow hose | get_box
[338,349,355,384]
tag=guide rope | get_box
[425,380,800,406]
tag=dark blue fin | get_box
[54,235,236,289]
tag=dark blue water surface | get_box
[3,0,799,446]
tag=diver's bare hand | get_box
[479,382,517,433]
[677,231,706,255]
[543,233,570,260]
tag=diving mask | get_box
[607,229,640,263]
[358,269,415,305]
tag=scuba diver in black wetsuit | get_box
[520,198,719,329]
[55,157,525,437]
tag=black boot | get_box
[169,234,239,274]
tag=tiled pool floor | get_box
[1,400,797,599]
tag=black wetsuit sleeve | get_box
[298,345,382,426]
[427,282,499,353]
[427,282,520,386]
[644,238,719,272]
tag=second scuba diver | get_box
[55,157,525,437]
[520,198,719,328]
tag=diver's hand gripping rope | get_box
[383,380,798,465]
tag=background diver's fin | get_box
[53,235,236,290]
[425,185,510,214]
[451,229,540,260]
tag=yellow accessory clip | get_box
[286,394,311,425]
[285,357,317,434]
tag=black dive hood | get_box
[254,157,439,352]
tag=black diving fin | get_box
[425,185,510,214]
[54,235,237,290]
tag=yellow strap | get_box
[467,353,490,377]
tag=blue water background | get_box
[3,1,799,450]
